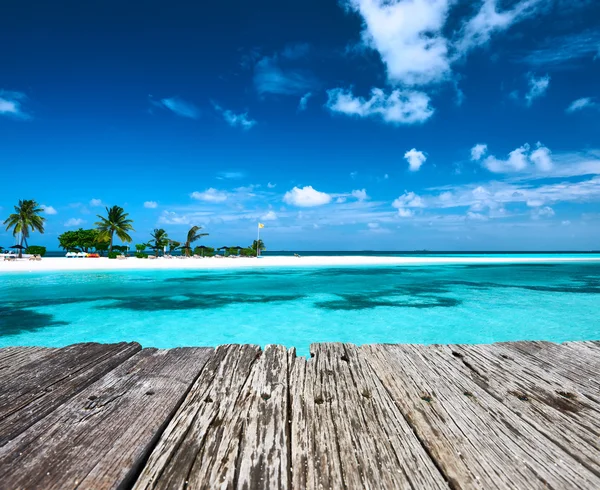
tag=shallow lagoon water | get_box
[1,262,599,356]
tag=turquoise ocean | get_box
[1,255,599,356]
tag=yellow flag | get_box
[258,223,265,228]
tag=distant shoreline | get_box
[2,255,600,273]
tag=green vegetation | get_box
[193,246,214,257]
[169,240,181,253]
[58,228,106,253]
[25,245,47,257]
[3,200,46,258]
[135,243,147,252]
[107,251,119,259]
[135,252,148,258]
[148,228,169,256]
[95,205,134,253]
[252,239,266,256]
[182,226,209,256]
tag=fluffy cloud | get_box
[470,144,488,161]
[261,210,278,221]
[455,0,543,56]
[298,92,312,111]
[283,186,332,207]
[393,191,426,209]
[191,188,228,203]
[343,0,451,86]
[531,206,555,220]
[566,97,597,113]
[144,201,158,209]
[89,198,103,207]
[267,182,276,188]
[326,88,434,125]
[64,218,84,227]
[0,90,31,120]
[525,74,550,106]
[404,148,426,172]
[152,96,200,119]
[481,143,553,173]
[41,205,57,215]
[351,189,369,201]
[343,0,544,87]
[214,104,256,130]
[158,211,191,225]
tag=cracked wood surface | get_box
[1,340,600,489]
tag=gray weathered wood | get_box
[133,344,289,490]
[289,343,448,490]
[0,347,212,490]
[0,346,56,376]
[445,343,600,476]
[0,342,141,446]
[362,343,600,489]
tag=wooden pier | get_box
[1,340,600,489]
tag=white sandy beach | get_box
[2,255,600,272]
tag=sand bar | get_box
[1,255,600,272]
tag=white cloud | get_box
[0,90,31,120]
[531,206,555,219]
[481,143,553,173]
[64,218,84,227]
[144,201,158,209]
[343,0,544,88]
[392,191,426,209]
[566,97,597,113]
[267,182,276,188]
[367,222,379,229]
[191,188,228,203]
[470,143,488,161]
[152,96,200,119]
[327,88,434,125]
[455,0,543,57]
[261,210,278,221]
[343,0,451,86]
[298,92,312,111]
[158,211,191,225]
[397,208,414,218]
[351,189,369,201]
[530,144,553,171]
[41,205,57,215]
[521,29,600,67]
[214,104,256,130]
[404,148,427,172]
[525,74,550,106]
[283,186,332,207]
[89,198,103,207]
[336,197,347,204]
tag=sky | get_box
[1,0,600,251]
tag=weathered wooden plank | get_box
[500,341,600,396]
[133,344,267,489]
[446,343,600,477]
[289,343,448,490]
[0,347,212,490]
[0,342,141,446]
[362,343,600,489]
[0,346,56,376]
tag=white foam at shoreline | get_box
[1,255,599,273]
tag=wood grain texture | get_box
[0,342,141,446]
[0,347,212,490]
[362,343,600,489]
[289,343,448,490]
[0,346,56,376]
[133,344,289,490]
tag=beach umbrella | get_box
[195,245,209,257]
[10,245,25,249]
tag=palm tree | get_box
[94,205,134,253]
[148,228,169,256]
[4,200,46,258]
[252,239,266,256]
[182,225,209,256]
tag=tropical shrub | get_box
[194,246,214,257]
[108,251,119,259]
[240,247,255,257]
[57,228,106,252]
[135,252,148,258]
[135,243,147,252]
[25,245,47,256]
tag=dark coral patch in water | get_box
[315,294,461,311]
[95,293,305,311]
[0,307,69,336]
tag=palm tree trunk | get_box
[18,233,23,259]
[109,231,114,253]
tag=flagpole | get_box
[256,223,260,257]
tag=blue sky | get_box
[1,0,600,250]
